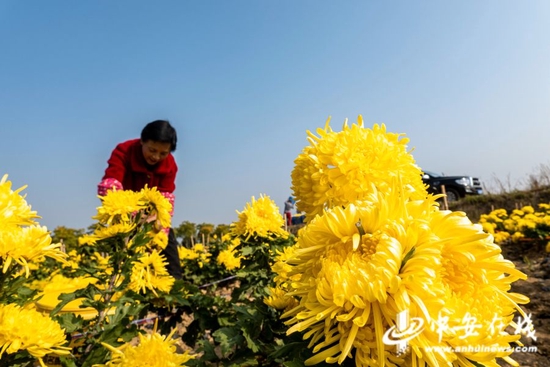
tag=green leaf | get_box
[198,339,219,361]
[213,327,243,356]
[242,328,260,353]
[81,344,110,367]
[52,283,104,317]
[54,312,84,333]
[59,355,78,367]
[271,342,309,359]
[241,245,255,256]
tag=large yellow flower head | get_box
[94,189,144,225]
[129,250,175,296]
[94,186,171,228]
[0,174,38,228]
[275,184,528,367]
[0,175,66,276]
[0,303,71,366]
[291,116,427,221]
[0,225,67,276]
[217,248,243,271]
[231,194,288,240]
[99,322,194,367]
[140,186,173,229]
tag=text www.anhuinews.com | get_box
[423,345,538,353]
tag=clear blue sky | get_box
[1,1,549,231]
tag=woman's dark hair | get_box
[141,120,177,152]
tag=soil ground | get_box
[498,241,550,367]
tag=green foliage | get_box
[24,219,303,366]
[183,232,299,366]
[0,269,38,306]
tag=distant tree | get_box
[197,223,214,244]
[174,221,197,248]
[51,226,85,252]
[213,224,231,239]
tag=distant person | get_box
[97,119,182,279]
[284,197,295,226]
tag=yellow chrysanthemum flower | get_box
[98,321,193,367]
[264,286,298,311]
[231,194,288,240]
[147,229,169,250]
[94,222,137,241]
[276,185,528,367]
[79,234,98,245]
[92,251,113,274]
[480,221,496,234]
[271,245,301,285]
[428,209,528,366]
[192,243,205,252]
[511,231,524,241]
[521,205,535,214]
[494,231,511,244]
[0,303,71,365]
[0,174,38,228]
[94,189,144,225]
[178,243,211,268]
[129,250,174,296]
[140,186,172,229]
[217,248,243,271]
[178,246,200,261]
[0,225,67,276]
[291,116,427,221]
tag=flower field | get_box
[1,116,549,367]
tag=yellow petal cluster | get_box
[277,189,528,366]
[178,243,211,269]
[140,186,173,229]
[148,229,169,250]
[291,116,427,221]
[92,251,114,275]
[217,248,243,271]
[94,189,144,225]
[231,194,288,240]
[0,174,38,227]
[0,225,67,276]
[129,250,175,296]
[0,303,71,366]
[85,186,172,248]
[264,286,298,311]
[98,325,193,367]
[274,118,529,367]
[94,186,171,227]
[0,175,67,276]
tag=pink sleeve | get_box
[161,192,175,216]
[98,178,123,196]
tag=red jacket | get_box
[102,139,178,193]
